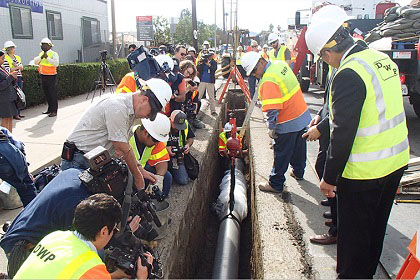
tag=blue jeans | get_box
[144,164,172,197]
[269,128,307,191]
[248,76,259,99]
[0,155,37,206]
[169,162,189,185]
[61,151,89,171]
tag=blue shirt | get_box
[0,169,90,255]
[200,64,211,83]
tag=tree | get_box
[153,16,170,46]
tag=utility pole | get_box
[222,0,226,45]
[191,0,199,53]
[110,0,117,59]
[214,0,217,49]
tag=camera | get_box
[127,45,161,81]
[106,231,162,279]
[171,146,185,169]
[79,146,127,200]
[99,50,108,62]
[184,102,197,119]
[187,80,197,87]
[200,52,213,64]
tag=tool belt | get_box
[61,141,84,161]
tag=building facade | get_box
[0,0,109,64]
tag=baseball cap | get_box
[170,110,187,130]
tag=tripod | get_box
[87,60,117,102]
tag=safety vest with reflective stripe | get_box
[258,60,308,123]
[261,51,269,61]
[38,51,57,75]
[236,52,243,65]
[5,54,22,74]
[116,72,138,93]
[14,231,109,279]
[218,130,241,154]
[129,131,169,168]
[329,49,409,180]
[268,45,288,62]
[178,121,189,147]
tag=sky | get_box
[109,0,413,34]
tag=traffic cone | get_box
[397,227,420,279]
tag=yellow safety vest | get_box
[236,52,243,65]
[329,49,409,180]
[38,50,57,75]
[5,54,21,72]
[14,231,105,279]
[268,45,288,62]
[129,125,168,168]
[178,121,189,147]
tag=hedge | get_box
[22,59,130,107]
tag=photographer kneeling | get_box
[14,193,152,279]
[167,110,195,185]
[179,60,205,129]
[130,113,172,197]
[1,148,141,278]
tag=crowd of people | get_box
[0,4,412,278]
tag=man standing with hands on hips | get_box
[34,38,59,117]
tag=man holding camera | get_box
[197,49,217,116]
[61,78,172,191]
[33,38,59,117]
[130,113,172,198]
[167,110,195,185]
[13,194,151,279]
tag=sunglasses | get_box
[180,53,186,56]
[112,225,120,235]
[149,133,160,143]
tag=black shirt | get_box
[323,44,367,186]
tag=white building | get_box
[0,0,109,64]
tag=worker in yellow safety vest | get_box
[130,113,172,197]
[261,44,269,61]
[305,5,409,278]
[236,46,247,78]
[14,194,152,279]
[267,33,291,66]
[218,122,242,158]
[33,38,59,117]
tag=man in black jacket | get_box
[306,6,409,278]
[197,49,217,116]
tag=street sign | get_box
[136,16,153,41]
[0,0,43,13]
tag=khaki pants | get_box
[198,82,216,112]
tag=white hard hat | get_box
[3,41,16,49]
[237,46,243,51]
[142,113,170,142]
[203,40,210,46]
[155,54,174,71]
[263,44,269,49]
[224,122,233,132]
[241,52,261,76]
[268,33,279,44]
[306,5,348,60]
[40,37,53,46]
[188,46,196,53]
[144,78,172,109]
[250,40,258,47]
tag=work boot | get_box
[309,232,337,245]
[323,211,332,219]
[192,119,205,129]
[258,182,282,193]
[320,199,330,207]
[290,170,304,181]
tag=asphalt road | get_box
[303,85,420,279]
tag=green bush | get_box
[22,59,130,107]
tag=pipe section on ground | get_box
[212,159,248,279]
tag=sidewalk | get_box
[10,89,113,173]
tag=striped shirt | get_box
[3,55,22,77]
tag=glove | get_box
[268,129,277,139]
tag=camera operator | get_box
[128,44,137,54]
[197,49,217,116]
[158,45,167,55]
[187,47,197,64]
[13,194,151,279]
[0,126,37,207]
[179,60,205,129]
[167,110,195,185]
[130,113,172,197]
[1,149,143,278]
[61,78,172,191]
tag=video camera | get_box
[127,45,161,81]
[131,189,162,241]
[200,52,213,64]
[79,147,127,200]
[99,50,108,62]
[184,102,197,120]
[106,230,162,279]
